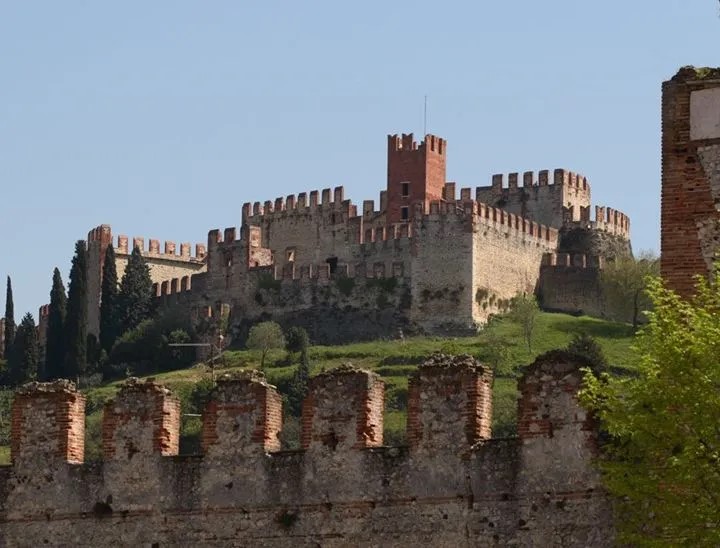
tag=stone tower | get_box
[661,67,720,297]
[386,133,447,224]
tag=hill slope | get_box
[0,312,636,463]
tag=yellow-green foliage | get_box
[581,275,720,546]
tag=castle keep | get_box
[82,132,631,343]
[0,353,613,546]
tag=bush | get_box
[566,333,607,373]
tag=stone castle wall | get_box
[0,353,613,546]
[661,67,720,296]
[537,253,605,318]
[85,226,207,337]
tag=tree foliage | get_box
[285,326,311,416]
[118,246,155,334]
[508,293,539,351]
[566,332,607,374]
[246,321,285,369]
[600,250,659,329]
[8,313,38,385]
[99,244,121,353]
[45,268,67,380]
[64,240,88,379]
[3,276,15,359]
[580,273,720,545]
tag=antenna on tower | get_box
[423,95,428,136]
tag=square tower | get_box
[386,133,447,224]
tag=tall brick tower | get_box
[386,133,447,224]
[661,67,720,297]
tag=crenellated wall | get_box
[0,353,613,546]
[537,252,605,318]
[474,168,592,230]
[85,226,208,337]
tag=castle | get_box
[0,352,613,546]
[79,132,631,344]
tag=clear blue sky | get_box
[1,1,719,320]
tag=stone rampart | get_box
[474,168,592,229]
[537,253,605,317]
[0,353,613,546]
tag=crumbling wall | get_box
[661,67,720,296]
[0,353,613,546]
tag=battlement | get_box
[241,186,356,224]
[477,168,590,192]
[7,353,591,465]
[116,234,206,262]
[258,259,408,282]
[387,132,446,155]
[421,200,559,246]
[541,252,604,269]
[0,353,611,545]
[565,205,631,238]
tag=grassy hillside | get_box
[0,312,637,464]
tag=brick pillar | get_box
[407,354,493,452]
[301,365,384,451]
[202,371,282,458]
[517,350,594,442]
[11,380,85,466]
[102,379,180,460]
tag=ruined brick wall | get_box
[537,253,605,317]
[661,67,720,296]
[0,354,613,546]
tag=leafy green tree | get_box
[581,274,720,545]
[566,332,607,374]
[600,250,659,329]
[64,240,88,379]
[8,313,38,385]
[118,246,155,334]
[508,293,540,351]
[45,268,67,380]
[285,326,309,355]
[99,244,121,353]
[3,276,15,359]
[246,321,285,369]
[478,326,512,377]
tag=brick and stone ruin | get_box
[0,353,612,546]
[69,132,631,344]
[661,67,720,295]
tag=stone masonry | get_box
[0,353,613,546]
[76,132,630,344]
[662,67,720,296]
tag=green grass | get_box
[0,312,637,463]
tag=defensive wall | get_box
[661,67,720,296]
[162,197,559,340]
[0,353,613,546]
[536,253,605,318]
[85,225,208,337]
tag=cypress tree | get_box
[45,268,67,380]
[99,244,121,353]
[64,240,88,379]
[118,246,154,333]
[8,313,38,385]
[3,276,15,359]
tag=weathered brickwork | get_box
[78,132,630,343]
[661,67,720,296]
[0,354,613,546]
